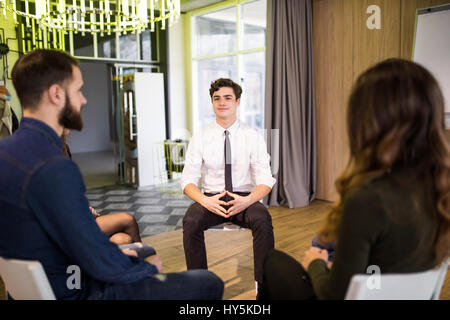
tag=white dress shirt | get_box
[181,120,276,193]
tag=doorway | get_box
[68,62,163,189]
[68,61,116,189]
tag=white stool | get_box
[207,222,248,231]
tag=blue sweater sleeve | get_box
[26,158,158,284]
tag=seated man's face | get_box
[58,66,87,131]
[212,87,240,121]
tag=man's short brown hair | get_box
[209,78,242,100]
[12,49,79,111]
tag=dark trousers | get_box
[258,249,317,300]
[182,192,275,283]
[86,269,224,300]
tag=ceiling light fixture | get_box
[0,0,180,36]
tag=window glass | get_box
[119,33,138,60]
[141,31,151,61]
[192,0,267,131]
[99,35,116,59]
[242,0,267,50]
[194,6,236,57]
[241,51,265,129]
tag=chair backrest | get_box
[0,257,56,300]
[345,260,448,300]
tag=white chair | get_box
[208,222,248,231]
[345,259,449,300]
[0,257,56,300]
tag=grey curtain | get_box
[265,0,316,208]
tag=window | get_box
[68,29,159,62]
[191,0,267,131]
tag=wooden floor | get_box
[142,200,450,300]
[1,200,449,300]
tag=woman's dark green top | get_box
[308,170,438,299]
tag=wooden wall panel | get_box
[313,0,353,201]
[314,0,402,201]
[353,0,402,78]
[313,0,449,201]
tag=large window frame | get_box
[187,0,267,133]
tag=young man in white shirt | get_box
[181,78,276,293]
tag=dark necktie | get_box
[224,130,233,194]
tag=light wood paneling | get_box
[313,0,353,201]
[314,0,449,201]
[353,0,402,77]
[314,0,403,202]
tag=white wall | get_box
[167,14,190,140]
[134,73,167,186]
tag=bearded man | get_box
[0,50,223,300]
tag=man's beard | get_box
[58,93,83,131]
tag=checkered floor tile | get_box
[85,183,193,237]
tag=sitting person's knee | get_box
[249,209,273,228]
[110,232,133,245]
[116,212,137,228]
[182,204,204,226]
[182,214,199,233]
[122,212,136,223]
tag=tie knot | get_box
[224,130,229,136]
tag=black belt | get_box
[204,192,250,197]
[204,192,250,211]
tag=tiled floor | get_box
[73,150,192,237]
[86,183,192,238]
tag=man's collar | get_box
[20,117,63,149]
[214,119,240,135]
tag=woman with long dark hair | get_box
[259,59,450,300]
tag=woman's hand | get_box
[301,246,329,270]
[89,206,100,217]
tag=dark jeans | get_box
[183,192,275,283]
[86,269,224,300]
[258,249,317,300]
[118,243,156,260]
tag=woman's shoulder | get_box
[345,172,409,200]
[341,174,400,219]
[344,175,385,203]
[343,171,422,219]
